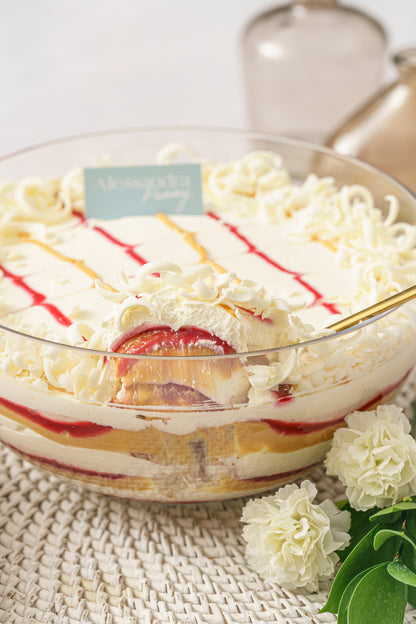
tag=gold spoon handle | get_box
[328,284,416,332]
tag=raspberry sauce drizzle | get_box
[0,265,72,327]
[3,442,126,479]
[0,396,111,437]
[73,211,147,265]
[207,212,339,315]
[264,369,412,435]
[115,325,235,376]
[243,459,322,482]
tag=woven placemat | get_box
[1,373,416,624]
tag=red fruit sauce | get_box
[115,325,235,376]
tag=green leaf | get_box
[321,525,400,614]
[337,502,377,562]
[388,560,416,587]
[401,541,416,608]
[405,510,416,540]
[374,529,416,553]
[337,569,369,624]
[336,499,349,510]
[369,510,402,525]
[411,400,416,437]
[347,562,407,624]
[370,501,416,522]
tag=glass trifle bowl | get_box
[0,127,415,502]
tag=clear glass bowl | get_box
[0,127,415,503]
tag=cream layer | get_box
[0,335,412,436]
[0,410,327,483]
[0,413,162,477]
[230,440,331,479]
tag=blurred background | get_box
[1,0,415,158]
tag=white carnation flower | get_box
[325,404,416,511]
[241,480,350,591]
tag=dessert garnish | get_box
[242,404,416,624]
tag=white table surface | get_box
[1,0,415,158]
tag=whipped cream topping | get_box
[0,177,72,228]
[158,147,294,221]
[247,304,416,402]
[94,261,308,354]
[0,326,108,401]
[0,259,317,402]
[292,184,416,305]
[159,146,416,304]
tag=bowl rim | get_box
[0,125,415,361]
[0,306,400,361]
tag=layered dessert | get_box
[0,147,415,501]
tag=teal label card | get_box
[84,163,203,219]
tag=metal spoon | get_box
[328,283,416,332]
